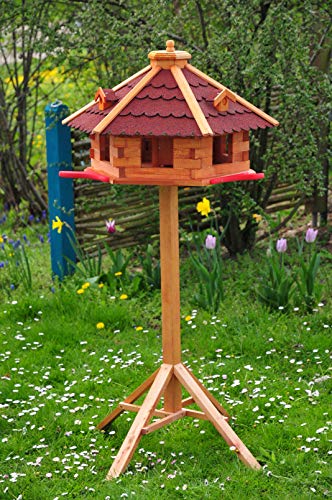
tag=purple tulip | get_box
[305,228,318,244]
[205,234,216,250]
[106,219,116,234]
[276,238,287,253]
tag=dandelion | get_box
[77,289,84,294]
[276,238,287,253]
[135,326,143,331]
[98,283,104,288]
[82,282,90,289]
[252,213,262,223]
[196,197,211,217]
[205,235,216,250]
[0,236,4,244]
[106,219,116,234]
[114,271,122,277]
[305,228,318,243]
[96,322,105,329]
[185,315,192,321]
[120,294,128,300]
[52,216,64,234]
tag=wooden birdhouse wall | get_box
[230,131,250,163]
[87,131,251,185]
[110,136,141,168]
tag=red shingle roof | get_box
[65,44,278,137]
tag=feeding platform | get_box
[60,40,278,480]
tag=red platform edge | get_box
[59,170,110,183]
[59,170,264,185]
[210,172,264,184]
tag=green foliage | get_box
[190,239,224,313]
[0,239,32,294]
[139,244,161,290]
[257,233,323,312]
[66,232,103,279]
[257,248,294,311]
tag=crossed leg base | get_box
[97,363,261,480]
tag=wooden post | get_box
[159,186,182,412]
[45,101,76,279]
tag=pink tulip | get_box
[305,228,318,243]
[276,238,287,253]
[106,219,116,234]
[205,235,216,250]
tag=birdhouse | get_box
[63,40,278,186]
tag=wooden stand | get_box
[98,186,261,479]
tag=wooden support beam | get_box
[181,396,195,407]
[97,368,160,430]
[106,364,173,479]
[159,187,182,413]
[174,363,260,470]
[182,364,229,418]
[141,409,186,435]
[119,402,171,418]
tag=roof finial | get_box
[166,40,175,52]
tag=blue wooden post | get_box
[45,100,76,279]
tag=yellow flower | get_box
[120,294,128,300]
[77,289,84,294]
[135,326,143,331]
[98,283,104,288]
[196,197,211,217]
[82,282,90,289]
[114,272,122,277]
[185,315,192,322]
[52,216,64,234]
[0,236,3,244]
[253,213,262,223]
[96,322,105,329]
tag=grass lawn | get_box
[0,217,331,499]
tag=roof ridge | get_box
[62,99,96,125]
[170,65,213,137]
[62,66,152,126]
[112,65,151,91]
[92,66,161,134]
[187,64,279,127]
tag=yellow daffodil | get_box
[135,326,143,331]
[196,197,211,217]
[52,216,64,234]
[96,322,105,329]
[77,289,84,294]
[82,282,90,289]
[252,213,262,223]
[114,272,122,277]
[120,294,128,300]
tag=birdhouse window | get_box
[141,137,173,168]
[142,138,152,164]
[213,134,232,164]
